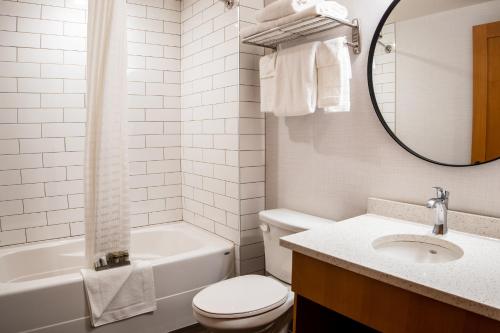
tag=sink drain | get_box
[429,250,437,255]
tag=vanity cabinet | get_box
[291,252,500,333]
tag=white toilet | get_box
[192,209,334,332]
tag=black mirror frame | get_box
[367,0,499,167]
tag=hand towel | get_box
[242,2,349,38]
[317,37,352,112]
[260,52,278,113]
[256,0,322,23]
[81,261,156,327]
[274,42,320,116]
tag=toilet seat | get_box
[193,285,294,332]
[192,275,289,319]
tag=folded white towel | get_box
[260,52,278,113]
[274,42,320,116]
[81,261,156,327]
[256,0,322,23]
[242,2,349,38]
[317,37,352,112]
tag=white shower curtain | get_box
[85,0,130,268]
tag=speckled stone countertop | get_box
[280,214,500,321]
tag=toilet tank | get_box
[259,209,334,284]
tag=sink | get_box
[372,234,464,264]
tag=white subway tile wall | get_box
[0,0,266,277]
[238,1,266,275]
[180,0,265,275]
[0,0,182,247]
[373,23,396,131]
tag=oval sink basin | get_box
[372,234,464,264]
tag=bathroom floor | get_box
[171,324,208,333]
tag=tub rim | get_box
[0,222,234,297]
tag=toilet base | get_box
[266,309,292,333]
[196,307,292,333]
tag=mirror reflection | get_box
[371,0,500,166]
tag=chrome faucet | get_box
[426,187,449,235]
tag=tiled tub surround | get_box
[0,0,182,246]
[238,1,267,275]
[0,0,267,277]
[180,0,266,275]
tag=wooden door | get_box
[471,21,500,164]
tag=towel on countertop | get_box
[274,42,320,116]
[259,52,278,113]
[242,2,349,38]
[81,261,156,327]
[317,37,352,112]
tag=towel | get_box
[274,42,320,116]
[260,52,278,113]
[241,2,349,39]
[317,37,351,112]
[81,261,156,327]
[256,0,322,23]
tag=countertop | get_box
[280,214,500,321]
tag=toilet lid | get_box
[192,275,289,319]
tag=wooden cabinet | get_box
[291,252,500,333]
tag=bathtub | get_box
[0,222,234,333]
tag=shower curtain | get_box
[85,0,130,268]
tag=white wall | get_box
[394,0,500,165]
[266,0,500,223]
[180,0,265,275]
[0,0,182,247]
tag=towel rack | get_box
[241,14,361,54]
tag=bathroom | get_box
[0,0,499,331]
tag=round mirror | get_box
[368,0,500,166]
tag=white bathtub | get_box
[0,222,234,333]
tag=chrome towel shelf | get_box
[241,14,361,54]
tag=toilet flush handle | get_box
[259,224,270,232]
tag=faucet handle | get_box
[433,186,443,197]
[433,186,449,200]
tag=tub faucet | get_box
[426,187,449,235]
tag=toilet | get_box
[192,209,334,332]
